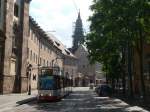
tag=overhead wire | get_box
[72,0,79,14]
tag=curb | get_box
[16,97,37,105]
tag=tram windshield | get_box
[39,75,54,90]
[38,67,61,90]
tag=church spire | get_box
[78,10,81,19]
[71,11,84,53]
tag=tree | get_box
[86,0,150,98]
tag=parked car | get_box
[95,84,112,97]
[95,85,100,93]
[89,83,94,89]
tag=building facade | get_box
[0,0,31,94]
[74,45,103,86]
[47,33,78,85]
[28,17,78,90]
[63,53,78,86]
[28,17,64,89]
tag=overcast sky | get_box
[30,0,92,48]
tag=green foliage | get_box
[86,0,150,79]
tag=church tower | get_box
[71,12,84,53]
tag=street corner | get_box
[16,96,37,106]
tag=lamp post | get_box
[27,64,32,95]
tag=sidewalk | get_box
[113,93,150,111]
[0,90,37,112]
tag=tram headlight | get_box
[40,94,44,96]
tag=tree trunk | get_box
[111,77,115,94]
[139,28,146,100]
[128,42,134,98]
[122,46,126,95]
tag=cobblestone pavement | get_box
[0,90,37,112]
[3,87,149,112]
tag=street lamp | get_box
[27,64,32,95]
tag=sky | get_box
[30,0,93,48]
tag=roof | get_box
[29,16,53,45]
[81,44,88,52]
[47,33,77,59]
[29,16,76,59]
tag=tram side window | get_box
[53,76,57,90]
[63,78,65,88]
[56,76,60,89]
[55,77,58,89]
[58,77,61,89]
[60,78,63,88]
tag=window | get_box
[27,48,29,59]
[40,44,42,49]
[34,35,36,43]
[35,36,37,44]
[31,33,34,40]
[37,38,39,47]
[44,45,46,51]
[30,50,32,60]
[49,49,52,54]
[14,3,19,17]
[43,59,45,66]
[47,61,48,66]
[40,57,41,65]
[33,53,35,62]
[55,41,60,46]
[37,39,38,45]
[47,47,49,52]
[72,69,74,75]
[36,55,38,64]
[45,47,47,52]
[30,29,32,37]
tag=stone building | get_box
[0,0,31,94]
[28,17,64,89]
[28,17,77,89]
[74,45,103,86]
[47,34,78,85]
[70,12,104,87]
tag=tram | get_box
[37,67,72,101]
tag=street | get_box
[3,87,148,112]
